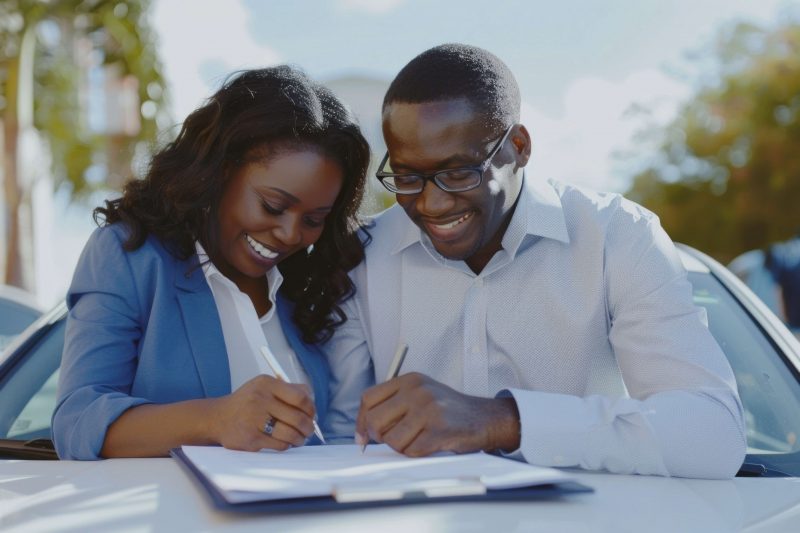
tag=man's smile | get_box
[421,211,475,242]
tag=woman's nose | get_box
[273,215,303,247]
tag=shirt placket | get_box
[463,276,489,396]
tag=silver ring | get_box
[263,417,276,436]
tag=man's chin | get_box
[428,238,478,263]
[415,220,482,262]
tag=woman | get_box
[52,66,370,460]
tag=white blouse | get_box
[195,242,309,392]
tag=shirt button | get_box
[475,278,484,287]
[472,345,480,354]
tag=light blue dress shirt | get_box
[324,177,746,479]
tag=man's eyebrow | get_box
[391,152,480,173]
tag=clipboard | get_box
[171,447,592,513]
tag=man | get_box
[324,44,746,479]
[766,234,800,337]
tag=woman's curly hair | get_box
[94,66,370,343]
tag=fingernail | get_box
[355,432,365,447]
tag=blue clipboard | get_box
[170,448,593,514]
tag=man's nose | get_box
[416,180,456,215]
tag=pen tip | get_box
[355,431,367,451]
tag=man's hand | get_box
[355,372,521,456]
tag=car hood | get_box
[2,459,800,532]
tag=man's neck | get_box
[465,200,519,275]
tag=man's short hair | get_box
[383,43,521,134]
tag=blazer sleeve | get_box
[52,226,153,460]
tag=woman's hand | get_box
[211,374,317,451]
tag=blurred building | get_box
[325,75,394,215]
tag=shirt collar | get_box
[502,176,571,257]
[390,175,570,257]
[195,241,284,304]
[391,205,425,255]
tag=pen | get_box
[259,345,326,444]
[385,343,408,383]
[360,342,408,453]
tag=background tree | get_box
[1,0,166,289]
[624,18,800,263]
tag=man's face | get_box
[382,99,528,272]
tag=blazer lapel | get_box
[276,293,329,420]
[174,258,231,398]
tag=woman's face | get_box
[214,149,344,287]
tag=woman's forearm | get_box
[100,375,317,457]
[100,398,221,458]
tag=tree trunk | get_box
[2,24,36,291]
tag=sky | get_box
[152,0,798,192]
[38,0,800,307]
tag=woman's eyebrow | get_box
[259,186,334,212]
[262,186,299,203]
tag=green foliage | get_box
[1,0,166,195]
[625,18,800,262]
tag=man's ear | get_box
[510,124,532,168]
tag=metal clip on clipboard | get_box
[333,477,487,503]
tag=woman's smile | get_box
[245,233,280,260]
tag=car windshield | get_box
[0,314,63,442]
[688,271,800,474]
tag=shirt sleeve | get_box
[321,290,376,443]
[501,207,746,479]
[52,227,152,460]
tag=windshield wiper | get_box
[0,438,58,460]
[736,462,791,477]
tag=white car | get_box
[0,284,41,352]
[2,245,800,532]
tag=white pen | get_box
[259,345,326,444]
[384,343,409,383]
[359,342,408,453]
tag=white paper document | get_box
[179,444,574,504]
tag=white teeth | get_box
[246,234,279,259]
[434,212,472,230]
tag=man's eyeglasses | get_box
[376,125,514,195]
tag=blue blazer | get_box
[53,224,330,460]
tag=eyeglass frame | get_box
[375,124,515,195]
